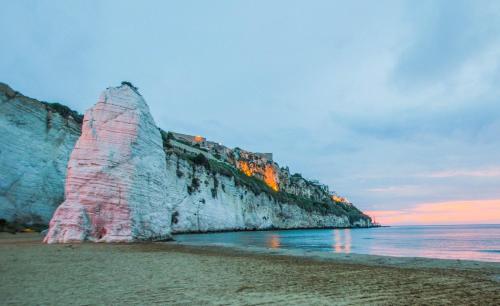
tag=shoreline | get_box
[171,224,382,235]
[0,221,382,236]
[1,233,499,305]
[172,240,500,271]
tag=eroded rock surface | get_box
[2,82,372,237]
[44,84,170,243]
[165,154,371,233]
[0,83,81,224]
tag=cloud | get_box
[366,185,423,196]
[1,1,500,217]
[328,94,500,143]
[423,167,500,178]
[366,199,500,225]
[393,0,500,88]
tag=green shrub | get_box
[191,177,200,189]
[211,176,219,198]
[159,129,173,150]
[121,81,139,92]
[191,153,210,170]
[42,102,83,124]
[0,219,47,233]
[187,178,200,195]
[171,211,179,224]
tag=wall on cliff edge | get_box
[0,83,81,225]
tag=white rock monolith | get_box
[44,84,171,243]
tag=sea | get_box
[174,224,500,262]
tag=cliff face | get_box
[164,132,371,229]
[0,83,81,225]
[166,154,371,233]
[44,85,171,243]
[167,134,352,206]
[0,82,372,235]
[232,149,335,204]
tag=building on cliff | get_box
[164,130,357,207]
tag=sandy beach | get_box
[1,233,499,305]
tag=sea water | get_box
[174,224,500,262]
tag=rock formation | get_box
[0,83,81,225]
[165,154,372,233]
[163,133,372,232]
[1,82,372,238]
[44,84,171,243]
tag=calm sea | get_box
[174,224,500,262]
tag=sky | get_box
[1,0,500,225]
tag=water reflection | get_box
[174,225,500,262]
[334,229,342,252]
[345,229,351,253]
[266,234,281,249]
[332,229,352,254]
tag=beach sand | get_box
[1,233,499,305]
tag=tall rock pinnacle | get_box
[44,83,171,243]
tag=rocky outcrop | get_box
[164,133,371,229]
[0,83,81,225]
[44,84,171,243]
[167,134,352,206]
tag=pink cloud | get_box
[365,199,500,225]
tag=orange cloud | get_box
[365,199,500,225]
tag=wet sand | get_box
[1,233,499,305]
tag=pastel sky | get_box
[1,1,500,225]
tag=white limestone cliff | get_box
[166,154,371,233]
[0,83,81,225]
[1,82,372,238]
[44,84,171,243]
